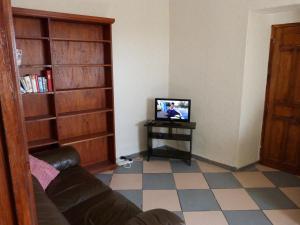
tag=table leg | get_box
[147,126,152,161]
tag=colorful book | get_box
[24,75,33,93]
[20,84,26,94]
[42,77,48,92]
[35,75,40,92]
[20,77,27,91]
[45,69,53,92]
[30,75,38,93]
[38,77,44,93]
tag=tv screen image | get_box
[155,98,191,122]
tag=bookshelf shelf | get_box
[22,92,55,95]
[19,65,52,68]
[25,114,56,122]
[28,138,58,148]
[53,64,112,67]
[60,132,114,146]
[56,86,112,93]
[14,9,116,173]
[58,108,113,118]
[150,132,192,141]
[52,38,111,43]
[15,36,49,40]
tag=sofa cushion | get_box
[125,209,185,225]
[46,166,110,212]
[63,190,141,225]
[32,176,70,225]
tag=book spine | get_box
[24,76,33,93]
[42,77,48,92]
[45,70,53,92]
[20,77,27,92]
[31,75,37,93]
[35,74,40,93]
[38,77,44,93]
[20,84,26,94]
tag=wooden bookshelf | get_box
[13,7,116,173]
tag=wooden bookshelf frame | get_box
[13,7,116,173]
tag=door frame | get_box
[260,25,276,163]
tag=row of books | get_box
[20,70,53,93]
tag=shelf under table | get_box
[150,145,191,160]
[150,132,191,141]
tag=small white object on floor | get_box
[117,158,133,168]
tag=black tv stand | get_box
[144,120,196,165]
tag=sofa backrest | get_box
[33,146,80,171]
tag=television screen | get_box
[155,98,191,122]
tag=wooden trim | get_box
[108,24,116,163]
[272,22,300,28]
[0,102,15,225]
[13,7,115,24]
[259,27,276,161]
[0,1,37,225]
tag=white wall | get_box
[238,7,300,167]
[12,0,170,158]
[12,0,300,166]
[169,0,248,166]
[170,0,300,168]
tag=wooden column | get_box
[0,109,15,225]
[0,0,37,224]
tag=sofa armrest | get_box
[125,209,185,225]
[33,146,80,171]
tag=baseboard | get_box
[123,149,260,172]
[236,161,259,171]
[123,150,237,171]
[122,150,147,159]
[191,154,236,171]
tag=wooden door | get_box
[0,0,38,224]
[261,24,300,174]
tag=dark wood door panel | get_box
[293,50,300,104]
[284,124,300,167]
[261,23,300,174]
[274,50,293,102]
[263,119,285,162]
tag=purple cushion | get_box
[29,155,59,190]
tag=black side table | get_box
[144,120,196,165]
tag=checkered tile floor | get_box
[95,158,300,225]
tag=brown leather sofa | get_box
[32,146,184,225]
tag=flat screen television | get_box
[155,98,191,122]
